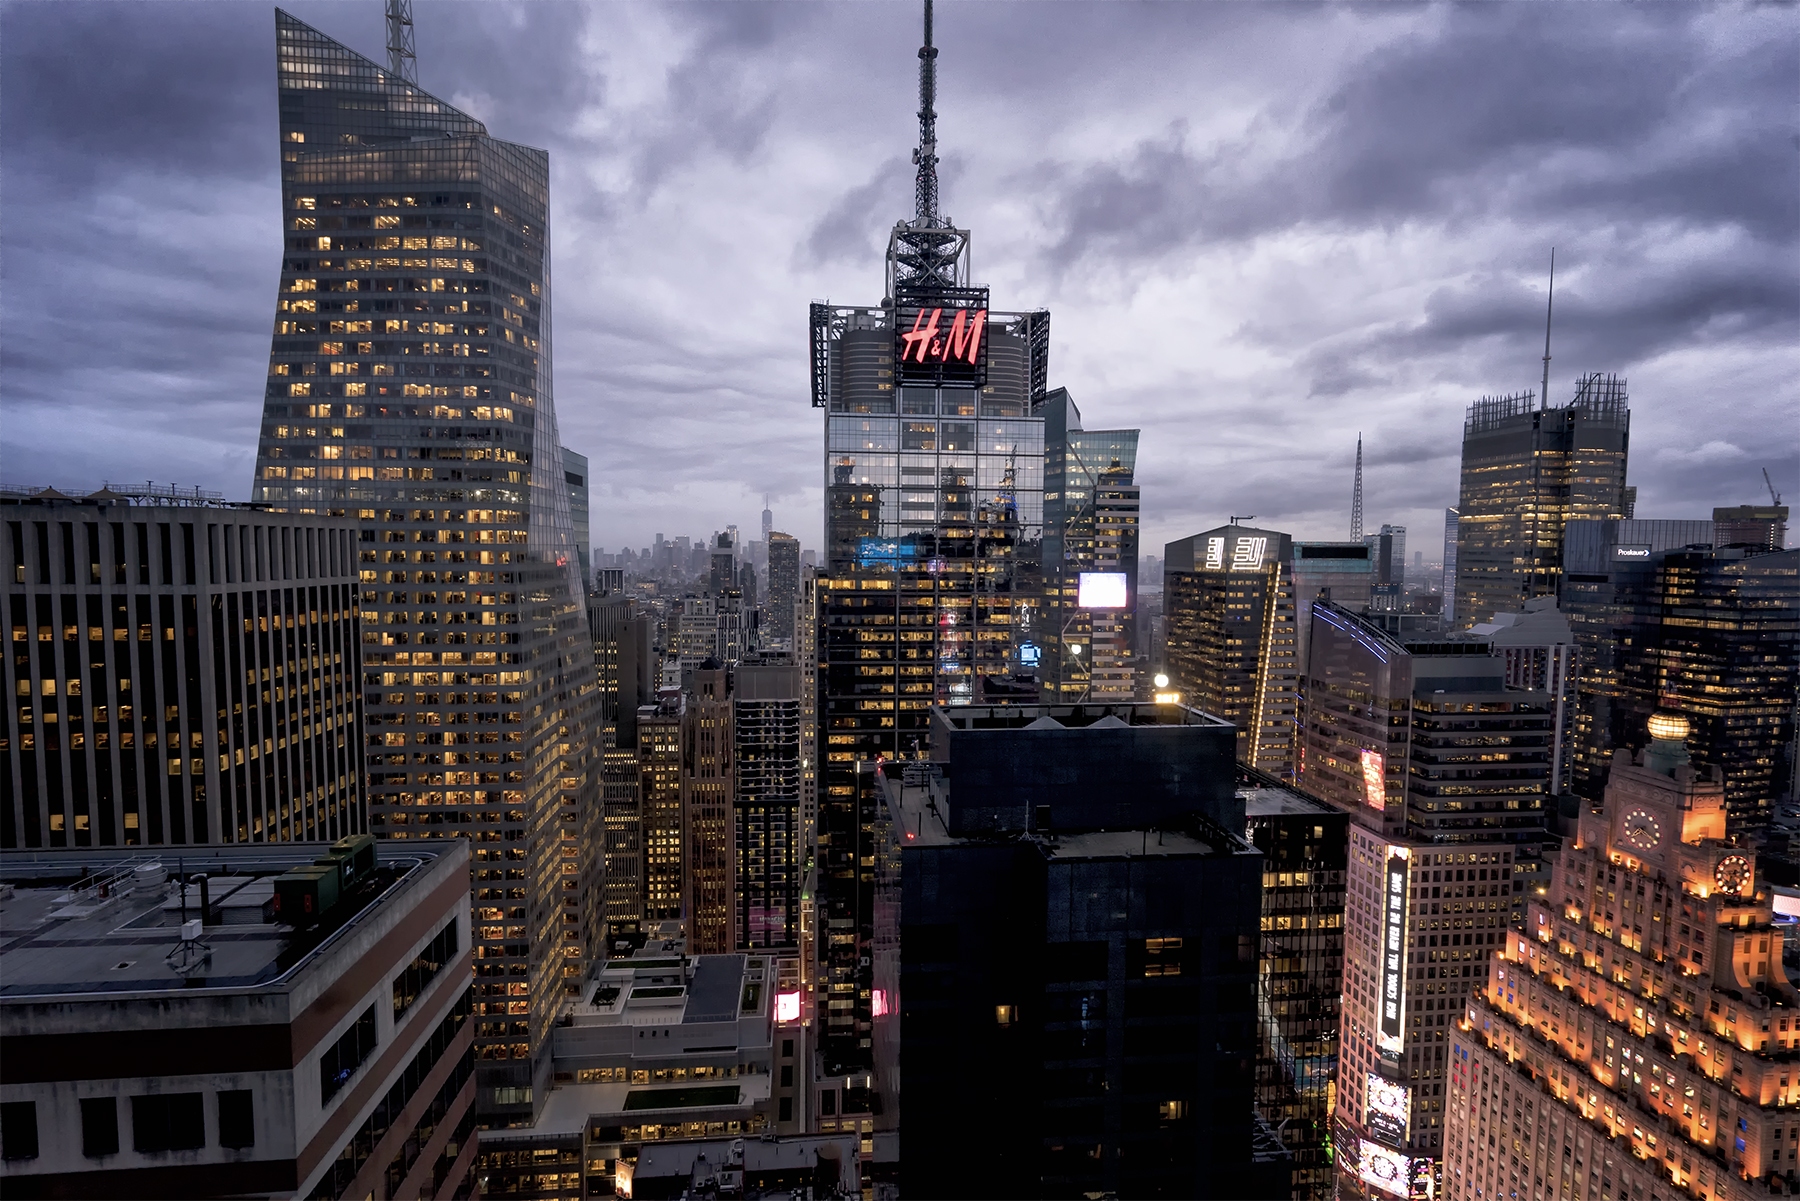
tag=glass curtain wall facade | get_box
[1164,526,1300,779]
[813,312,1049,1072]
[1,496,365,849]
[1455,375,1631,630]
[1574,542,1798,831]
[1040,389,1140,701]
[252,11,599,1120]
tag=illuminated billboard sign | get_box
[894,288,989,389]
[1077,572,1128,609]
[1357,1140,1409,1197]
[1202,533,1270,572]
[1360,749,1387,810]
[1377,848,1411,1055]
[775,991,801,1023]
[1365,1072,1410,1144]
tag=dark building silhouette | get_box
[875,703,1269,1198]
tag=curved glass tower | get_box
[251,10,598,1121]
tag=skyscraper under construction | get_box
[1453,374,1631,629]
[808,0,1053,1073]
[250,10,599,1121]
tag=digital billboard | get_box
[775,991,801,1023]
[1366,1072,1410,1144]
[1357,1140,1409,1197]
[894,287,989,389]
[1077,571,1129,609]
[1378,849,1411,1055]
[1360,749,1387,810]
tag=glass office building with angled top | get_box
[250,11,599,1123]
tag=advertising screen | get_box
[1360,748,1387,810]
[1378,849,1411,1054]
[1366,1072,1410,1144]
[775,991,801,1023]
[894,289,989,388]
[1077,572,1129,609]
[1358,1140,1410,1197]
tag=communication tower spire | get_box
[884,0,968,297]
[1350,433,1365,542]
[914,0,940,229]
[1540,248,1555,411]
[386,0,418,86]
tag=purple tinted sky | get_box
[2,2,1794,558]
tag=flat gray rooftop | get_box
[0,845,440,998]
[1240,783,1338,819]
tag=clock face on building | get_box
[1621,809,1662,852]
[1715,854,1752,895]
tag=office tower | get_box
[1243,768,1350,1201]
[1164,525,1300,778]
[2,489,364,849]
[683,663,734,954]
[1299,602,1552,1194]
[734,660,803,951]
[1041,389,1141,701]
[1715,503,1789,552]
[1440,508,1459,628]
[0,840,475,1199]
[674,597,718,669]
[1562,517,1715,798]
[1090,466,1141,698]
[1570,539,1799,831]
[1470,597,1579,798]
[1454,374,1631,628]
[599,746,642,939]
[1290,541,1373,676]
[765,532,800,648]
[1366,524,1407,612]
[808,2,1051,1074]
[250,11,600,1117]
[1444,714,1783,1201]
[638,690,684,922]
[710,533,737,598]
[564,446,590,584]
[873,702,1266,1199]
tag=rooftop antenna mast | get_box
[1539,248,1555,411]
[1350,433,1365,542]
[386,0,418,86]
[915,0,940,228]
[886,0,968,297]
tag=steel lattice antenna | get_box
[386,0,418,86]
[1350,433,1365,542]
[1539,247,1555,411]
[913,0,941,229]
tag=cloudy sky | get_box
[2,1,1794,559]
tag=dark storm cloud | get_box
[1,1,1794,554]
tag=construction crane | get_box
[1765,467,1783,507]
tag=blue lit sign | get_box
[1018,643,1041,667]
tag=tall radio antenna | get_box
[386,0,418,86]
[1539,248,1555,411]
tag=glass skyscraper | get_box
[1454,374,1630,629]
[251,11,599,1121]
[807,6,1053,1076]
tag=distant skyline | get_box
[2,2,1794,555]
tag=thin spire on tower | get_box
[1540,248,1555,411]
[914,0,941,229]
[1350,433,1365,542]
[385,0,417,86]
